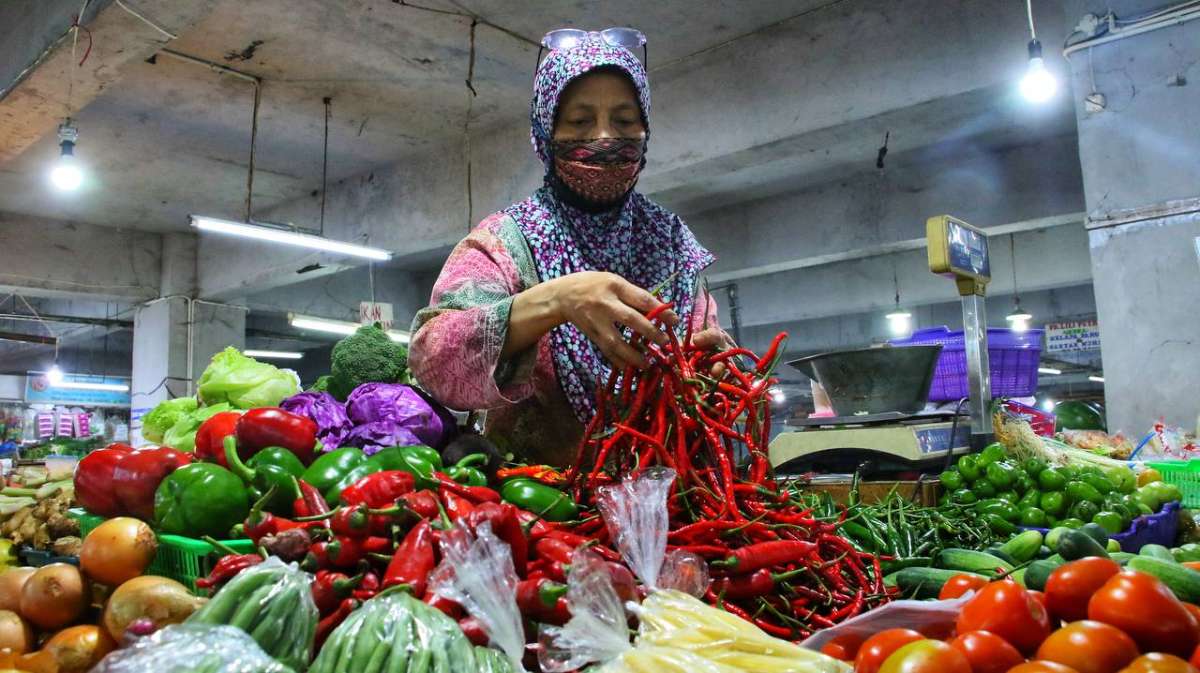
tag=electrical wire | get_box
[1064,1,1200,56]
[320,97,331,235]
[114,0,178,40]
[1026,0,1037,40]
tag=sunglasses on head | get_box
[534,27,649,78]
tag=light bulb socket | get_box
[1027,39,1043,60]
[59,140,75,157]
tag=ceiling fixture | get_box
[289,313,410,344]
[190,216,391,261]
[1006,235,1032,332]
[885,267,913,336]
[1037,367,1062,375]
[56,380,130,392]
[45,364,64,384]
[1089,375,1105,383]
[50,120,83,191]
[1041,397,1056,412]
[1020,0,1058,102]
[769,387,787,405]
[244,349,304,360]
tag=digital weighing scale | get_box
[768,214,995,475]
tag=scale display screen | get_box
[926,215,991,283]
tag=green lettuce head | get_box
[141,396,198,443]
[196,347,300,409]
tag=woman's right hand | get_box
[548,271,678,370]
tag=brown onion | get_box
[42,625,116,673]
[80,517,157,587]
[0,609,33,653]
[102,575,204,642]
[20,564,86,631]
[0,568,35,613]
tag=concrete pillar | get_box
[1065,1,1200,433]
[129,297,245,445]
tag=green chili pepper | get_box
[985,461,1018,489]
[500,478,577,522]
[301,447,368,502]
[444,453,488,487]
[223,437,302,515]
[366,445,437,491]
[939,470,964,491]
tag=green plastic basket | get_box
[68,509,255,593]
[1147,460,1200,508]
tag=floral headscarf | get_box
[505,33,714,423]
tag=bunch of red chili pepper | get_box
[561,305,895,639]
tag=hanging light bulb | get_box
[886,267,913,336]
[49,120,83,191]
[1007,235,1032,332]
[1020,40,1057,103]
[46,364,64,384]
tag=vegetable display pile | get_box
[558,307,892,638]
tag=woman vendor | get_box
[410,29,725,466]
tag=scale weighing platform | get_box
[769,411,972,475]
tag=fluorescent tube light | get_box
[55,381,130,392]
[289,314,411,344]
[190,215,392,261]
[1088,375,1105,383]
[1038,367,1062,375]
[244,349,304,360]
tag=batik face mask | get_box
[551,137,645,206]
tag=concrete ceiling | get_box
[0,0,836,233]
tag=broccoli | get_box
[307,375,334,394]
[328,323,409,400]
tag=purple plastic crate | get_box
[1019,501,1180,553]
[891,326,1043,402]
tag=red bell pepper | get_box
[112,446,193,521]
[466,502,528,578]
[194,411,243,467]
[382,519,436,596]
[74,444,133,516]
[236,407,319,465]
[399,490,440,520]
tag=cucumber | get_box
[985,545,1019,565]
[1025,558,1065,591]
[1140,544,1176,561]
[1045,526,1072,551]
[880,557,934,574]
[1057,529,1109,561]
[892,567,987,599]
[1011,566,1028,588]
[1000,530,1045,562]
[1110,551,1136,566]
[1127,556,1200,603]
[1078,523,1111,546]
[1035,545,1054,559]
[1106,539,1122,553]
[937,548,1015,577]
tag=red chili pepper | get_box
[710,540,817,573]
[195,554,262,592]
[295,478,331,517]
[194,411,243,467]
[302,541,331,572]
[382,519,436,596]
[73,445,133,516]
[424,592,463,619]
[399,490,440,519]
[465,502,528,578]
[314,598,358,650]
[755,332,788,372]
[236,407,319,465]
[458,616,489,646]
[339,470,414,508]
[441,490,476,523]
[111,446,193,521]
[514,508,555,541]
[311,570,362,614]
[534,537,574,565]
[433,472,500,503]
[352,571,381,602]
[710,567,807,600]
[515,577,570,624]
[495,465,567,486]
[329,505,372,539]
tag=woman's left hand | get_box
[689,327,733,377]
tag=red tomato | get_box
[1028,590,1048,611]
[878,639,971,673]
[821,633,864,661]
[1118,653,1199,673]
[1045,558,1121,623]
[957,580,1052,655]
[1185,603,1200,628]
[1008,663,1081,673]
[1035,621,1140,673]
[940,573,990,600]
[949,630,1024,673]
[855,629,925,673]
[1088,571,1199,658]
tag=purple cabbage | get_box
[345,383,452,449]
[344,422,423,455]
[280,391,352,451]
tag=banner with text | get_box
[1045,319,1101,353]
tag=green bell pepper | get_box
[1038,468,1067,491]
[985,461,1018,489]
[302,447,367,499]
[500,478,578,522]
[938,470,964,491]
[248,446,306,478]
[445,453,489,487]
[223,437,301,515]
[154,462,250,538]
[367,445,438,491]
[957,454,982,481]
[1040,491,1066,516]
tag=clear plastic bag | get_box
[309,588,481,673]
[186,556,317,672]
[92,623,296,673]
[430,520,527,672]
[597,468,709,596]
[800,594,972,653]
